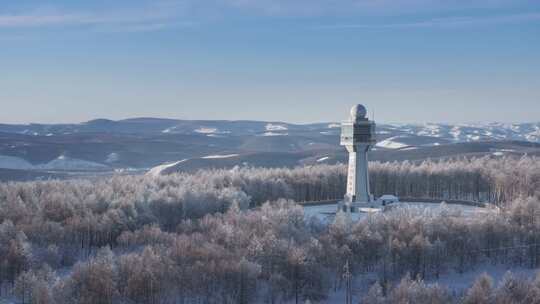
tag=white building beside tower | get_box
[339,104,377,212]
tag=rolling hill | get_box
[0,118,539,180]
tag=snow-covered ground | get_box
[427,264,538,294]
[322,264,539,304]
[303,202,491,224]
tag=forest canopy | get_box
[0,155,539,303]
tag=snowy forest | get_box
[0,155,540,303]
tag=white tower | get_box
[339,104,376,212]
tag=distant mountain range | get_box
[2,118,540,142]
[0,118,539,180]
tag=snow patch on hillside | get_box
[201,154,239,159]
[147,159,187,177]
[376,137,409,149]
[467,134,481,141]
[526,129,540,141]
[20,130,40,136]
[265,124,288,131]
[262,132,288,137]
[161,127,175,133]
[106,153,120,163]
[450,127,462,141]
[417,124,445,137]
[195,127,218,134]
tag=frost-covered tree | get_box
[463,273,493,304]
[60,247,118,304]
[0,156,539,303]
[363,282,386,304]
[388,275,452,304]
[493,271,531,304]
[14,265,56,304]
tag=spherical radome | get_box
[350,104,367,120]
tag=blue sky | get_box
[1,0,539,124]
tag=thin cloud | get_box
[0,3,187,32]
[95,21,197,33]
[0,13,82,27]
[0,1,537,31]
[314,12,540,30]
[214,0,533,17]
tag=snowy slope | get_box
[0,154,110,172]
[146,159,188,177]
[376,137,409,149]
[0,155,34,170]
[201,154,239,159]
[37,155,109,171]
[394,122,540,143]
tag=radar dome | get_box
[350,104,367,120]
